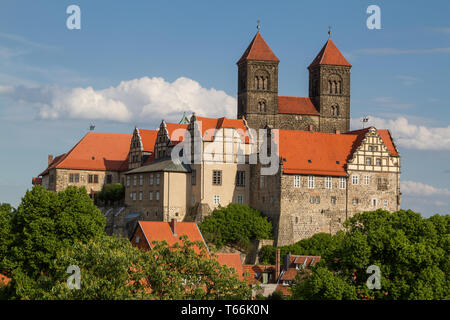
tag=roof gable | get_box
[193,116,250,143]
[309,39,351,68]
[216,253,244,280]
[237,32,280,64]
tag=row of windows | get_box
[307,196,389,207]
[130,191,160,201]
[292,176,346,189]
[127,174,161,187]
[365,157,383,166]
[211,170,246,187]
[68,173,104,184]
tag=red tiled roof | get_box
[137,221,207,254]
[39,153,67,176]
[32,177,42,185]
[216,253,244,280]
[275,284,291,295]
[237,32,280,64]
[309,39,351,68]
[280,268,298,281]
[243,265,276,285]
[278,96,319,115]
[195,116,250,143]
[39,132,132,175]
[0,274,10,286]
[138,129,158,152]
[278,130,359,176]
[165,123,188,143]
[292,255,321,266]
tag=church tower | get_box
[237,32,279,129]
[308,38,351,133]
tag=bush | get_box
[199,204,273,250]
[97,183,125,203]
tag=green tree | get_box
[4,185,105,286]
[97,183,125,204]
[0,203,14,270]
[199,204,272,251]
[29,235,251,300]
[291,209,450,300]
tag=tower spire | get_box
[257,20,261,31]
[328,26,331,38]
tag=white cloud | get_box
[402,181,450,197]
[0,77,236,123]
[351,116,450,150]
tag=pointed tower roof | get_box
[237,32,280,64]
[308,39,351,68]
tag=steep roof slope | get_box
[237,32,280,64]
[309,39,351,68]
[278,96,319,115]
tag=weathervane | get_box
[361,116,369,129]
[257,20,261,31]
[328,26,332,38]
[89,123,95,131]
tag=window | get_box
[260,175,265,189]
[139,191,143,201]
[150,174,154,185]
[325,176,332,189]
[339,177,346,189]
[331,196,336,205]
[213,170,222,185]
[214,195,220,206]
[352,198,359,205]
[373,146,378,152]
[88,174,94,183]
[237,195,243,204]
[94,175,98,183]
[295,217,298,224]
[191,170,196,186]
[106,174,112,184]
[372,198,378,207]
[352,175,359,185]
[294,175,300,188]
[384,199,388,207]
[139,175,143,186]
[368,146,373,151]
[315,196,320,204]
[236,171,245,187]
[126,176,130,186]
[135,235,140,244]
[133,175,137,186]
[364,175,370,185]
[366,157,372,165]
[192,196,195,205]
[308,176,315,189]
[69,173,74,183]
[130,192,133,199]
[376,158,382,166]
[149,191,153,200]
[156,191,160,201]
[310,196,315,204]
[156,174,160,185]
[132,192,136,201]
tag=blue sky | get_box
[0,0,449,216]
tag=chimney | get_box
[48,154,54,165]
[308,125,313,132]
[275,248,281,280]
[335,129,341,134]
[169,218,177,236]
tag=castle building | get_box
[34,31,401,246]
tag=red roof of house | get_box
[243,264,276,285]
[136,221,207,254]
[278,130,359,176]
[309,39,351,68]
[39,153,67,176]
[32,177,42,185]
[165,123,188,143]
[138,129,158,152]
[237,32,280,64]
[278,96,319,115]
[280,268,299,281]
[216,253,244,280]
[0,274,10,286]
[39,132,132,175]
[195,116,250,143]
